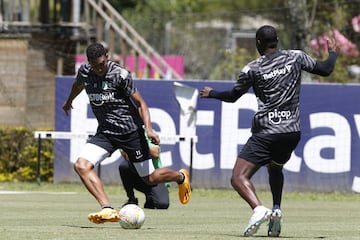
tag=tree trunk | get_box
[287,0,309,51]
[287,0,312,82]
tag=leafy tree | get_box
[107,0,359,82]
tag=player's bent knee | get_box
[155,202,169,209]
[268,161,284,171]
[230,173,246,188]
[74,158,93,173]
[230,175,237,188]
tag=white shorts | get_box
[78,143,154,177]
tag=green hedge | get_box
[0,127,54,182]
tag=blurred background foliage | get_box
[108,0,360,82]
[0,127,53,182]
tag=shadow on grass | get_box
[63,224,157,230]
[221,233,327,239]
[63,224,119,229]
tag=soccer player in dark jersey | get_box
[119,160,170,209]
[200,25,338,237]
[119,128,169,209]
[62,43,191,224]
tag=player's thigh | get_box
[120,128,151,163]
[78,143,110,165]
[271,132,300,165]
[238,134,272,166]
[133,159,155,177]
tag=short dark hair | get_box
[256,25,278,48]
[86,43,107,62]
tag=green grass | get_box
[0,182,359,240]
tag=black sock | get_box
[102,205,114,209]
[177,172,185,184]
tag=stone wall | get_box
[26,40,56,129]
[0,34,62,129]
[0,35,31,127]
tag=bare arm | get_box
[62,81,84,116]
[130,91,160,145]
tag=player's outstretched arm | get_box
[200,86,244,103]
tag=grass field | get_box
[0,182,359,240]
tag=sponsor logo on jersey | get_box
[88,92,115,106]
[263,65,292,80]
[268,109,292,124]
[102,82,109,90]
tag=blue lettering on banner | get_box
[55,77,360,192]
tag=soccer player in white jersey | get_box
[200,25,338,237]
[62,43,191,224]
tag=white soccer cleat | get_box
[268,209,282,237]
[243,206,272,237]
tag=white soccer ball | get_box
[119,204,145,229]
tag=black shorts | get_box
[87,128,151,163]
[238,132,300,166]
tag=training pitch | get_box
[0,183,359,240]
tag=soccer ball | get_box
[119,204,145,229]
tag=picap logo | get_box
[268,109,292,124]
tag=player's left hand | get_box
[326,36,340,54]
[148,131,160,145]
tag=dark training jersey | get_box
[76,61,143,135]
[211,50,319,134]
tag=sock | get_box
[254,205,265,212]
[273,204,280,210]
[101,205,114,209]
[177,172,185,184]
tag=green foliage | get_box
[116,0,286,55]
[310,48,359,83]
[209,48,258,80]
[325,54,357,83]
[108,0,359,82]
[0,127,54,182]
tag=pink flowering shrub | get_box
[310,29,359,57]
[352,15,360,33]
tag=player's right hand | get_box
[62,102,73,116]
[200,86,213,98]
[147,130,160,145]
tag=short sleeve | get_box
[293,50,317,72]
[76,64,88,85]
[115,68,136,96]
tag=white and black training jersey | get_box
[210,50,324,134]
[76,61,143,135]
